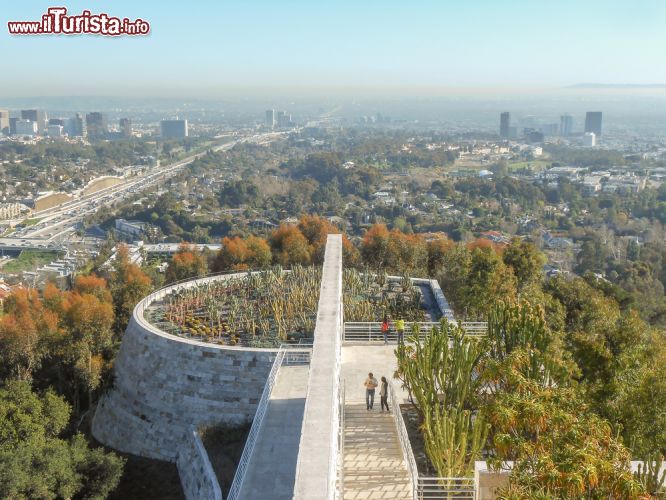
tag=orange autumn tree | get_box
[109,243,152,333]
[213,235,271,271]
[361,224,429,275]
[270,224,311,267]
[297,215,360,266]
[165,243,208,283]
[0,288,58,381]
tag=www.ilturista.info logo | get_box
[8,7,150,36]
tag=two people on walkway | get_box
[381,316,405,345]
[364,372,390,412]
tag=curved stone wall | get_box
[92,273,277,462]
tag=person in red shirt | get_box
[381,315,390,345]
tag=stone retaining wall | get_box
[177,427,222,500]
[92,273,277,462]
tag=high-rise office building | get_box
[15,119,38,136]
[47,125,64,138]
[265,109,275,128]
[499,112,511,138]
[119,118,132,138]
[9,117,18,135]
[161,119,188,139]
[21,109,47,134]
[68,113,85,137]
[0,110,9,135]
[584,112,602,136]
[276,111,292,128]
[86,112,108,140]
[560,114,574,136]
[583,132,596,147]
[49,118,66,127]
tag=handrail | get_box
[389,381,419,497]
[227,347,287,500]
[342,322,487,343]
[336,380,345,499]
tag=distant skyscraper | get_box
[69,113,85,137]
[499,112,511,138]
[21,109,47,134]
[119,118,132,138]
[560,114,574,136]
[47,125,64,138]
[161,119,188,139]
[49,118,66,127]
[0,110,9,135]
[86,112,108,140]
[9,117,18,135]
[583,132,596,147]
[265,109,275,128]
[584,112,602,136]
[276,111,292,128]
[15,119,38,136]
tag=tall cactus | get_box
[395,319,488,480]
[634,453,666,496]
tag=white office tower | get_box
[583,132,596,147]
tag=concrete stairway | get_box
[342,402,412,499]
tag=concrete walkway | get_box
[237,364,309,500]
[341,345,412,499]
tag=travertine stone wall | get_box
[92,312,275,461]
[177,427,222,500]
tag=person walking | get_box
[380,376,390,412]
[381,315,390,345]
[395,317,405,344]
[364,372,378,410]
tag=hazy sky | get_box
[2,0,665,96]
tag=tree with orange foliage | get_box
[361,224,390,269]
[109,244,152,334]
[0,288,58,381]
[213,235,271,271]
[165,243,208,283]
[297,215,360,266]
[72,274,113,303]
[385,230,428,276]
[270,224,311,267]
[61,291,115,411]
[427,237,454,277]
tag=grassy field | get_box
[508,159,552,171]
[22,217,43,227]
[2,250,61,274]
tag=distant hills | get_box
[569,83,666,89]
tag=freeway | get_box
[0,131,290,251]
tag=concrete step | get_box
[342,401,412,500]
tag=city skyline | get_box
[1,0,666,97]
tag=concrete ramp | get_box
[237,364,309,500]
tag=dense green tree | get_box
[0,380,124,499]
[502,239,546,291]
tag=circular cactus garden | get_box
[144,266,431,347]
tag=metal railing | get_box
[389,382,475,499]
[227,347,287,500]
[416,477,476,499]
[342,322,488,343]
[336,380,345,499]
[389,382,419,497]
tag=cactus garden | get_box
[144,266,430,347]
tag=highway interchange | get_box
[0,131,287,253]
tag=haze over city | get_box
[2,0,666,96]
